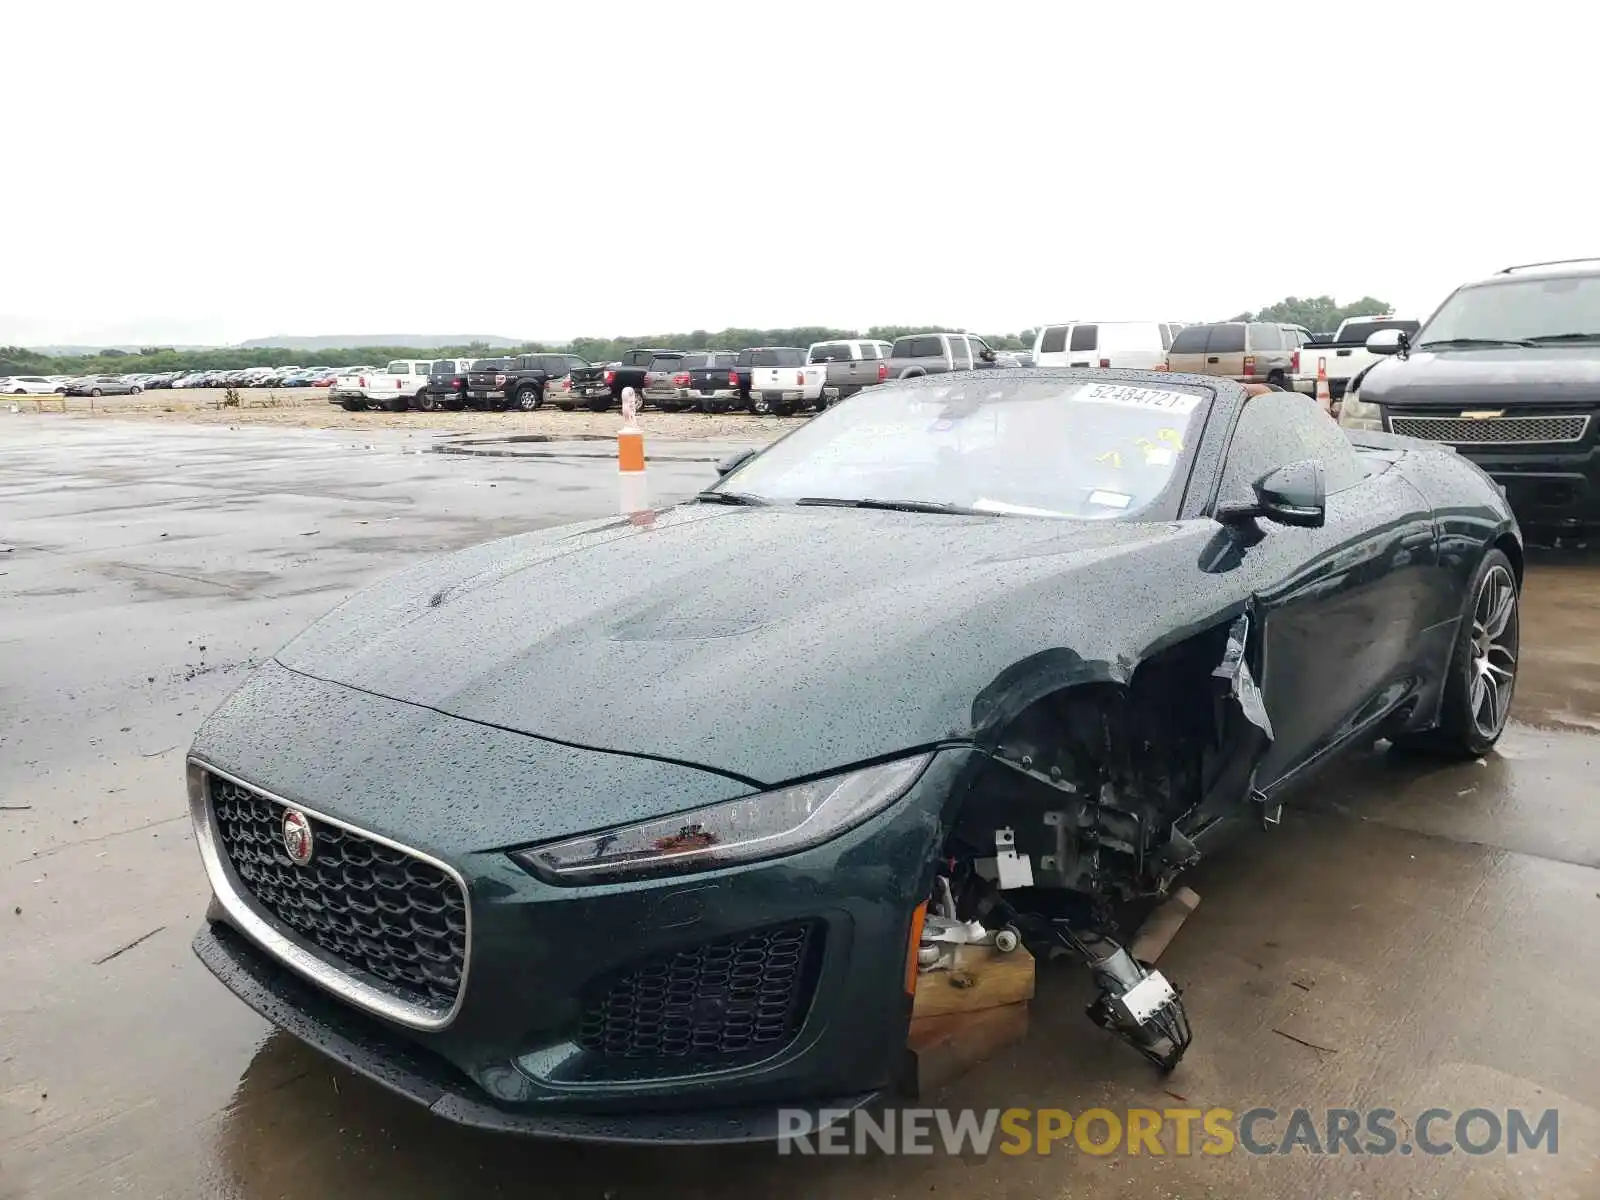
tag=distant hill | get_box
[238,334,528,351]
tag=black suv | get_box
[465,353,590,412]
[1347,258,1600,533]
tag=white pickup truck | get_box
[743,347,829,416]
[1290,315,1422,405]
[329,360,434,411]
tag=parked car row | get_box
[1,366,353,395]
[8,318,1409,415]
[319,340,1027,416]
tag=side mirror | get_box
[715,448,757,476]
[1218,460,1326,528]
[1365,328,1407,356]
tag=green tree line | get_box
[1225,295,1394,331]
[1,297,1396,377]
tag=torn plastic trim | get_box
[1212,610,1273,740]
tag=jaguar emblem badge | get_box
[282,809,314,866]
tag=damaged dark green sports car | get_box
[187,369,1522,1142]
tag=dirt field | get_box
[6,386,802,440]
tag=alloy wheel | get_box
[1469,563,1518,739]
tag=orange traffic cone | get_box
[618,387,648,513]
[1314,358,1333,414]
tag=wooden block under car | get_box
[911,942,1035,1019]
[905,1003,1031,1098]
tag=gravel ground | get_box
[6,387,806,441]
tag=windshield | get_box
[1420,276,1600,344]
[717,378,1207,519]
[751,348,803,367]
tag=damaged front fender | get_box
[947,604,1276,904]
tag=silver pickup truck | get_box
[806,338,894,404]
[880,331,1000,380]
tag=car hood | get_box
[274,504,1224,783]
[1363,345,1600,408]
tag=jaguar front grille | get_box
[196,767,468,1027]
[1388,413,1591,445]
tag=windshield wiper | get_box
[1523,332,1600,344]
[795,496,977,514]
[1416,336,1535,349]
[695,490,766,505]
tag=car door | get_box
[1065,323,1098,369]
[1213,394,1439,790]
[1166,324,1211,374]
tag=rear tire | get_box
[415,390,436,412]
[587,398,611,413]
[131,385,143,394]
[749,394,772,416]
[1393,548,1519,759]
[388,392,408,413]
[339,400,362,411]
[556,401,575,411]
[514,385,542,412]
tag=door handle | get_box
[1207,356,1219,363]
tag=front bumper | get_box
[194,921,880,1143]
[1456,450,1600,524]
[187,677,977,1137]
[1291,376,1349,399]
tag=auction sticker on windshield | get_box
[1077,383,1201,414]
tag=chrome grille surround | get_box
[187,758,471,1031]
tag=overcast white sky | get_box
[5,0,1592,346]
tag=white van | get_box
[1032,321,1184,370]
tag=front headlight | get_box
[1338,389,1383,431]
[511,753,934,885]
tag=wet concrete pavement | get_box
[4,415,1600,1199]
